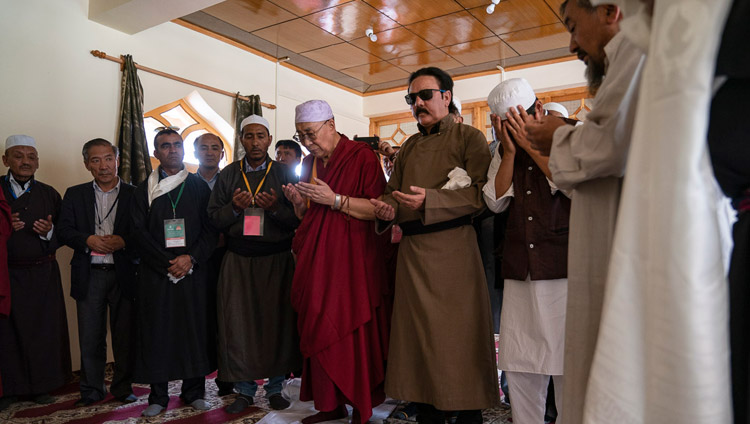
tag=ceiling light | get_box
[486,0,500,14]
[365,28,377,42]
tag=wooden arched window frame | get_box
[144,98,233,172]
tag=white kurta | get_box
[483,145,568,376]
[548,30,646,424]
[583,3,734,423]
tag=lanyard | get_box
[94,192,120,230]
[166,182,186,219]
[4,175,33,200]
[241,160,273,207]
[306,158,319,209]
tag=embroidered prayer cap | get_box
[452,95,462,116]
[240,115,270,134]
[543,102,569,118]
[295,100,334,124]
[5,135,36,151]
[487,78,536,120]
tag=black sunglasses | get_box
[404,89,446,106]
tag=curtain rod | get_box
[90,50,276,110]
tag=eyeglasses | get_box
[293,120,330,143]
[404,89,446,106]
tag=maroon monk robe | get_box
[0,189,10,397]
[291,134,392,422]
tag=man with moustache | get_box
[371,67,498,424]
[274,139,303,169]
[208,115,301,413]
[58,138,138,406]
[523,1,646,422]
[131,129,217,417]
[0,135,71,411]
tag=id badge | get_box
[243,208,264,237]
[164,218,187,248]
[91,251,106,257]
[391,224,403,244]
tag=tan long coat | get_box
[380,115,499,411]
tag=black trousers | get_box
[76,268,133,401]
[730,212,750,424]
[149,377,205,407]
[415,403,483,424]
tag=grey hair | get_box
[82,138,118,161]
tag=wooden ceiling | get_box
[179,0,573,94]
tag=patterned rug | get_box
[0,367,514,424]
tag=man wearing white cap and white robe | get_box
[0,135,71,410]
[130,128,217,417]
[483,78,570,424]
[207,114,301,414]
[523,1,646,422]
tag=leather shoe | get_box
[268,393,290,410]
[33,394,55,405]
[75,397,98,407]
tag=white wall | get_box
[363,60,588,118]
[0,0,367,370]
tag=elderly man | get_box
[483,78,570,424]
[371,67,498,424]
[282,100,391,424]
[0,135,71,410]
[208,115,301,413]
[194,133,225,190]
[57,139,137,407]
[523,1,646,422]
[130,129,217,417]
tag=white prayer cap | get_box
[5,135,36,151]
[543,102,569,118]
[452,95,462,116]
[487,78,536,120]
[295,100,334,124]
[240,114,270,134]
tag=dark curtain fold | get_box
[117,55,151,185]
[233,94,263,162]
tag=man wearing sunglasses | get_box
[372,67,498,424]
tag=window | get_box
[144,91,234,172]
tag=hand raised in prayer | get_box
[492,113,515,157]
[87,235,115,254]
[295,178,335,207]
[282,184,305,209]
[370,198,395,221]
[506,106,533,152]
[10,212,24,231]
[32,214,53,236]
[168,254,193,278]
[393,186,426,211]
[525,114,566,157]
[255,188,279,212]
[232,188,253,213]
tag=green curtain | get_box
[233,94,263,162]
[117,55,151,185]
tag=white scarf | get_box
[147,167,189,207]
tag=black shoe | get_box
[268,393,290,410]
[75,397,98,407]
[118,394,138,404]
[33,394,55,405]
[216,380,235,396]
[225,394,254,414]
[0,396,18,412]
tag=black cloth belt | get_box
[399,215,472,237]
[91,263,116,271]
[8,254,56,268]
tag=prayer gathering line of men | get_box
[1,1,747,423]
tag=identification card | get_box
[91,251,106,257]
[391,224,403,244]
[243,208,264,237]
[164,218,187,248]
